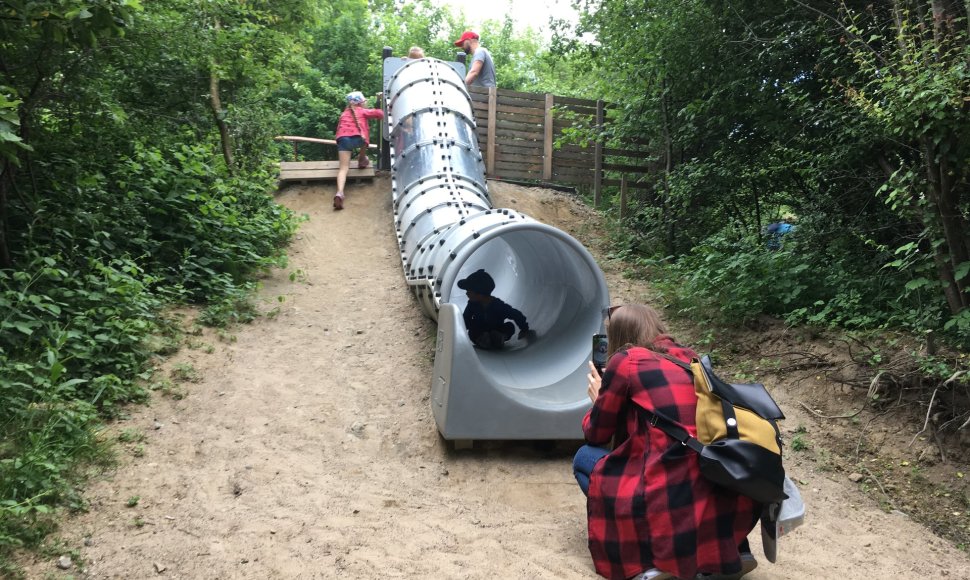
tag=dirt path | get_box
[22,176,970,579]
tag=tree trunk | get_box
[209,18,234,173]
[209,70,234,173]
[0,163,12,268]
[920,135,969,313]
[923,1,970,312]
[659,76,675,255]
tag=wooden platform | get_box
[278,160,376,183]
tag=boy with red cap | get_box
[454,30,496,88]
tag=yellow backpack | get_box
[638,354,787,505]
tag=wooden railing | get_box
[275,136,378,161]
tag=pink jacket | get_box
[335,106,384,143]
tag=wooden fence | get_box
[465,86,655,204]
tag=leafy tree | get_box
[0,1,312,567]
[818,1,970,319]
[566,0,969,345]
[0,0,139,267]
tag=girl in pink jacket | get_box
[333,91,384,210]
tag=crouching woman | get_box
[573,304,759,580]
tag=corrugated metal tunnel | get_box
[383,56,609,440]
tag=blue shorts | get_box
[336,136,366,152]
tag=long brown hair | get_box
[606,304,669,358]
[348,104,363,136]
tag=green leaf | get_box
[904,278,934,291]
[13,321,35,336]
[955,261,970,282]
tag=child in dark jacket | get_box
[457,269,530,349]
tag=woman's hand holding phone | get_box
[587,360,602,403]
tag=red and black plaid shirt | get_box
[582,337,758,580]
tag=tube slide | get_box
[383,57,609,440]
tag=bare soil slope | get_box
[21,176,970,579]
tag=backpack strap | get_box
[657,352,693,373]
[646,352,706,453]
[635,404,705,454]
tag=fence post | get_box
[379,46,393,171]
[620,174,628,220]
[543,93,554,181]
[486,86,497,175]
[593,99,604,206]
[292,141,298,161]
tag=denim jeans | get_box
[336,135,366,152]
[572,444,610,497]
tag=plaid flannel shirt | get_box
[582,338,759,579]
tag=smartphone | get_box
[592,334,608,375]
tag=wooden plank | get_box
[483,113,545,128]
[495,94,547,109]
[495,159,544,172]
[487,87,497,174]
[489,168,543,181]
[555,95,600,107]
[493,119,545,134]
[593,99,604,206]
[553,156,596,168]
[555,103,598,116]
[496,113,546,126]
[495,87,548,101]
[620,175,629,220]
[553,164,595,176]
[553,174,594,186]
[280,160,340,170]
[492,127,544,141]
[554,157,596,170]
[543,93,554,181]
[470,86,545,102]
[553,149,597,162]
[557,143,599,152]
[279,167,375,181]
[472,101,545,121]
[495,142,543,156]
[493,114,545,128]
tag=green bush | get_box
[660,233,820,324]
[0,142,297,567]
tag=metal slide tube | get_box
[384,57,609,439]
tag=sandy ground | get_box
[21,176,970,579]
